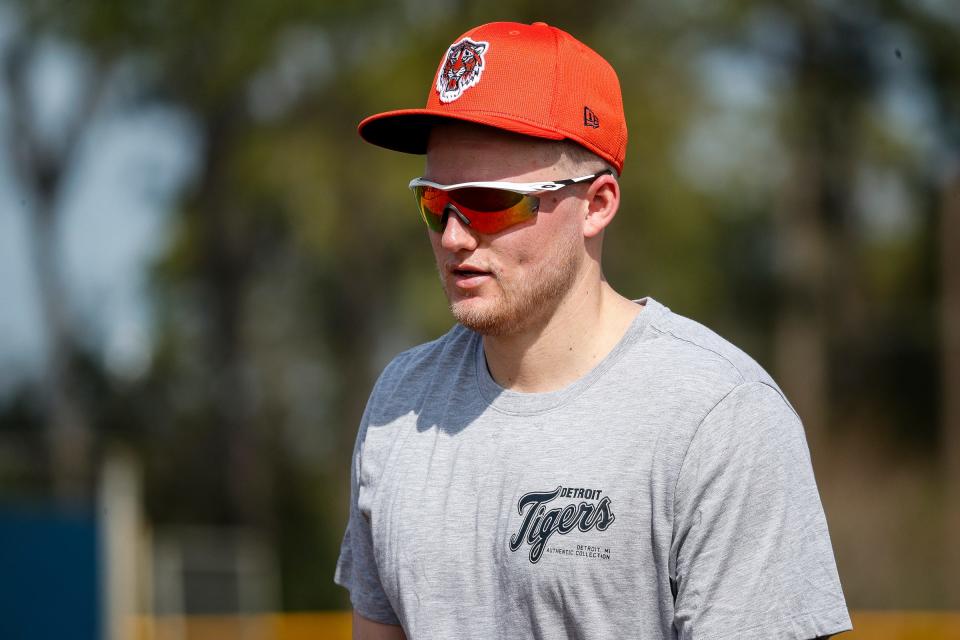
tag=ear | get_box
[582,174,620,239]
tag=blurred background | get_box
[0,0,958,638]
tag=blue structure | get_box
[0,503,100,640]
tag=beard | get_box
[440,230,583,336]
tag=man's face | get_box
[424,124,589,336]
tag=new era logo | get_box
[583,106,600,128]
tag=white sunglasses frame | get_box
[408,170,612,195]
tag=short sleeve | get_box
[671,382,851,640]
[334,390,401,626]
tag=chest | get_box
[361,409,674,635]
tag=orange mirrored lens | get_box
[414,186,539,234]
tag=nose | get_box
[439,204,479,252]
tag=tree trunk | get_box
[193,105,272,531]
[941,173,960,602]
[28,198,92,501]
[2,36,101,502]
[773,146,830,452]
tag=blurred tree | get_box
[771,6,881,450]
[1,0,959,611]
[887,0,960,601]
[0,4,116,501]
[942,174,960,601]
[673,0,956,604]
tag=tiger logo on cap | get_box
[436,38,489,103]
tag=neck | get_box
[481,271,641,393]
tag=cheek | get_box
[501,243,541,274]
[428,231,445,255]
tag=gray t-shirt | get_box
[335,298,851,639]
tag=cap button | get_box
[531,22,548,27]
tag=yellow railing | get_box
[847,611,960,639]
[131,611,960,640]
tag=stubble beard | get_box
[440,233,584,336]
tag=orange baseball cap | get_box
[358,21,628,174]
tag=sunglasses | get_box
[408,170,612,235]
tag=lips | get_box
[450,263,490,277]
[453,266,488,277]
[448,263,493,289]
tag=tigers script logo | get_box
[509,486,615,564]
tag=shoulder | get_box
[640,301,805,466]
[366,323,477,417]
[621,299,800,447]
[352,324,476,477]
[375,323,475,389]
[641,298,785,401]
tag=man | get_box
[335,21,851,640]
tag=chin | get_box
[449,294,548,337]
[449,297,516,336]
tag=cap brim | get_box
[358,108,566,155]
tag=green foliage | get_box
[1,0,959,609]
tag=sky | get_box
[0,33,197,396]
